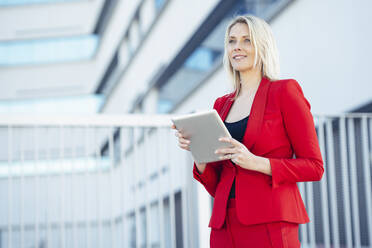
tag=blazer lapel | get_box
[243,77,271,150]
[220,92,236,121]
[218,77,271,151]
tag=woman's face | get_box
[227,23,256,73]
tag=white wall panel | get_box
[271,0,372,114]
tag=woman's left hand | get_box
[215,137,257,170]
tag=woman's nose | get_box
[233,41,243,50]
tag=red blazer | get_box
[193,77,324,229]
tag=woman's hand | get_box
[216,137,272,175]
[171,124,190,151]
[171,124,207,173]
[215,137,257,170]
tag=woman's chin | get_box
[233,65,252,72]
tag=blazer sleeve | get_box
[269,80,324,188]
[192,97,224,197]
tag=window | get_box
[140,0,156,33]
[0,94,104,114]
[185,47,221,71]
[118,40,130,66]
[0,35,99,66]
[157,42,223,113]
[129,214,136,248]
[129,20,141,52]
[154,0,165,11]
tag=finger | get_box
[180,132,190,139]
[179,137,190,145]
[175,132,184,138]
[218,153,235,160]
[179,143,190,150]
[171,124,176,129]
[179,143,189,148]
[215,147,237,155]
[219,137,241,147]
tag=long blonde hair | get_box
[223,15,280,98]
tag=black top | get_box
[224,115,249,198]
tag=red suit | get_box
[193,77,324,247]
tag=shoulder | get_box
[270,78,310,109]
[269,78,304,97]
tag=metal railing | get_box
[0,114,191,248]
[300,114,372,248]
[0,113,371,248]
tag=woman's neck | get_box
[238,67,262,97]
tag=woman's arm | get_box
[251,156,271,175]
[193,161,223,197]
[268,80,324,188]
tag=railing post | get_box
[134,127,143,248]
[108,127,115,248]
[71,127,77,248]
[156,129,165,248]
[46,127,51,248]
[20,128,25,248]
[164,127,177,248]
[339,117,353,247]
[33,126,40,248]
[84,126,91,248]
[361,116,372,245]
[60,125,66,248]
[120,127,126,247]
[317,117,331,248]
[347,118,361,247]
[176,127,189,248]
[7,125,13,248]
[143,128,152,248]
[306,181,316,247]
[326,118,340,248]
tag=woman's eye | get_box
[228,40,235,43]
[245,38,251,42]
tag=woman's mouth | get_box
[233,55,247,60]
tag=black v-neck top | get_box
[224,115,249,198]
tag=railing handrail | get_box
[0,113,371,127]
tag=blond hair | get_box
[223,15,280,98]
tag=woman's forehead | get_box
[229,23,250,37]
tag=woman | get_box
[172,15,324,247]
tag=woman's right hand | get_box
[171,124,191,151]
[171,124,206,173]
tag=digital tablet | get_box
[171,109,232,164]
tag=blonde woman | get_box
[172,15,324,247]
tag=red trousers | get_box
[210,199,301,248]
